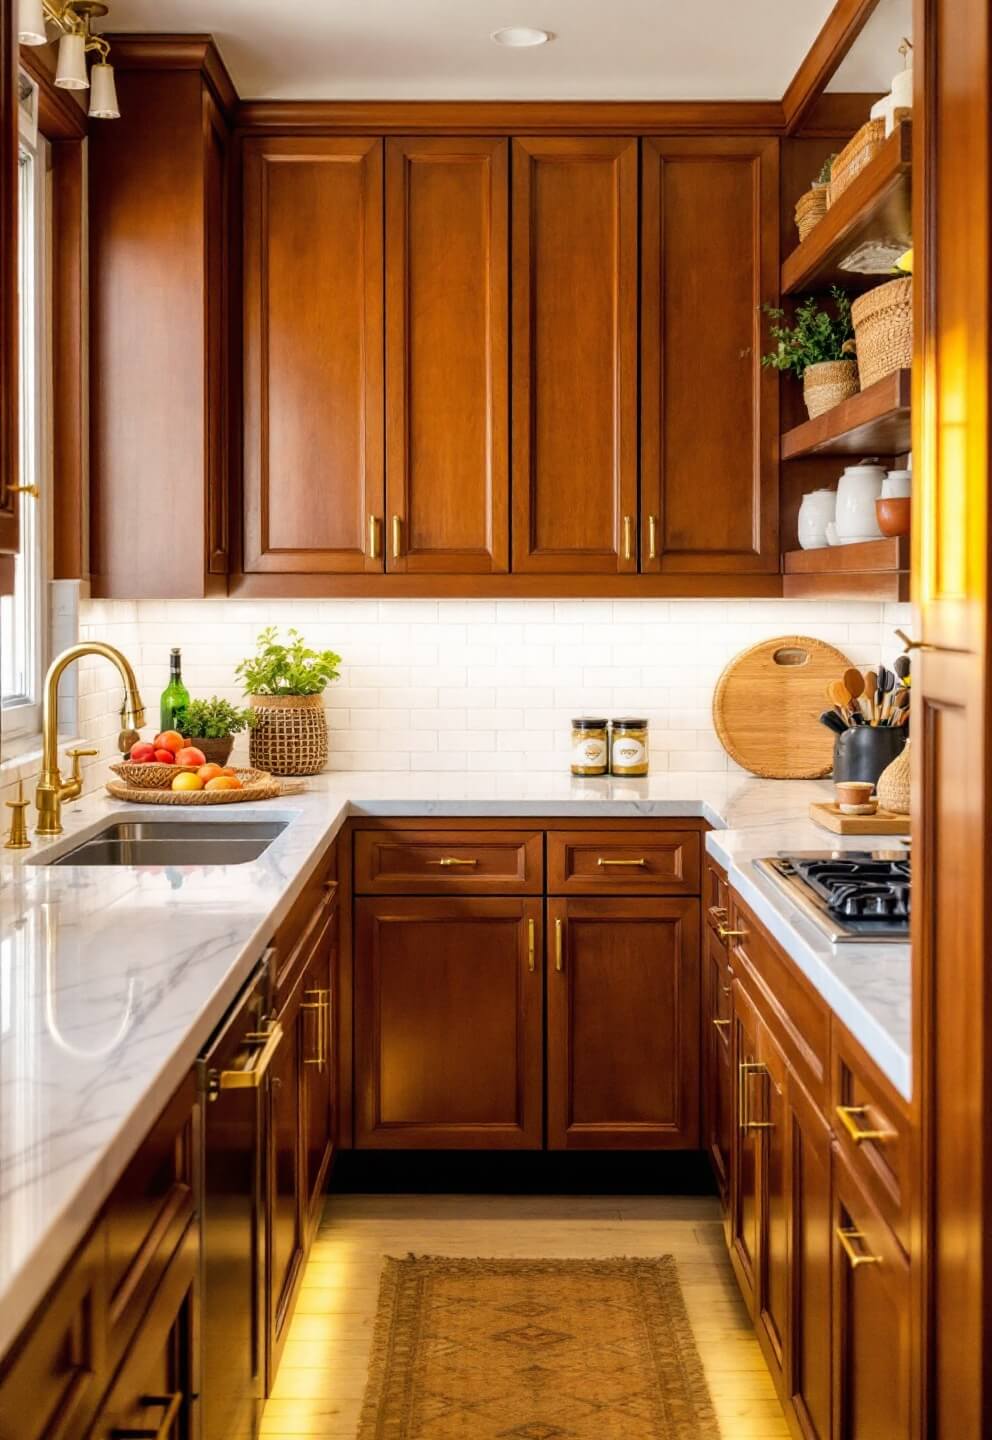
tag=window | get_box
[0,83,50,751]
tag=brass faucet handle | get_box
[67,747,98,784]
[4,796,31,850]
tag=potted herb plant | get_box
[235,627,341,776]
[174,697,257,768]
[761,286,858,419]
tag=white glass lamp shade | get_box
[88,63,119,118]
[17,0,48,46]
[55,32,90,90]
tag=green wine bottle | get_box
[160,648,191,732]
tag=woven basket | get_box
[851,277,913,389]
[795,183,829,242]
[111,760,202,789]
[248,693,328,776]
[876,740,911,816]
[803,358,859,418]
[106,767,280,806]
[828,118,886,206]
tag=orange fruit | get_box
[220,766,238,776]
[172,772,204,792]
[198,763,224,782]
[154,730,184,754]
[205,775,242,791]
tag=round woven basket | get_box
[851,277,913,390]
[248,693,328,776]
[828,118,886,206]
[795,184,828,242]
[803,358,859,418]
[106,766,280,806]
[111,760,202,789]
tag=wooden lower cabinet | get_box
[547,897,700,1149]
[730,975,761,1312]
[302,899,337,1238]
[355,896,544,1148]
[787,1073,832,1440]
[267,970,306,1386]
[702,920,733,1207]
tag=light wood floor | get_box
[260,1193,789,1439]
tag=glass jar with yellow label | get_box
[610,718,649,776]
[571,718,609,776]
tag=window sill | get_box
[0,734,88,783]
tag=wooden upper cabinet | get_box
[242,137,384,575]
[641,137,779,573]
[0,0,17,558]
[385,138,508,573]
[511,137,638,574]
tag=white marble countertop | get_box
[0,768,910,1358]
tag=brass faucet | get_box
[36,642,146,836]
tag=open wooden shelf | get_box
[783,535,910,600]
[782,370,911,459]
[782,122,912,295]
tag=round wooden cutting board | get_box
[712,635,852,779]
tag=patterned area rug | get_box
[357,1255,719,1439]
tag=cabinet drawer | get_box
[704,857,729,932]
[547,830,700,895]
[728,893,830,1108]
[355,829,543,894]
[831,1022,910,1254]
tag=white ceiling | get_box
[828,0,913,92]
[100,0,912,101]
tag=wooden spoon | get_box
[864,670,878,723]
[843,667,866,701]
[826,679,852,721]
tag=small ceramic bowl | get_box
[876,496,911,537]
[835,780,874,808]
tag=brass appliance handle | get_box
[597,857,647,868]
[217,1020,283,1090]
[555,916,564,972]
[110,1391,183,1439]
[835,1104,894,1146]
[836,1226,881,1269]
[527,918,536,973]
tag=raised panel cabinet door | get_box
[788,1073,832,1440]
[355,897,543,1148]
[243,136,384,574]
[703,923,732,1205]
[0,0,17,556]
[385,138,508,573]
[641,137,779,573]
[511,137,638,574]
[754,1013,788,1391]
[302,902,337,1238]
[730,976,761,1314]
[546,897,700,1149]
[267,984,305,1388]
[832,1152,911,1439]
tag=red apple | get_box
[129,742,156,763]
[175,745,206,768]
[153,748,176,765]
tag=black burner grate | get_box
[790,856,911,921]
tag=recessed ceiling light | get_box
[490,26,553,47]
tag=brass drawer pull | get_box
[739,1060,773,1132]
[712,1018,731,1031]
[836,1226,882,1269]
[555,916,564,972]
[648,513,658,561]
[718,924,747,943]
[217,1020,283,1090]
[835,1104,894,1145]
[527,918,536,973]
[8,483,40,500]
[622,514,634,561]
[392,514,402,559]
[597,857,647,867]
[430,856,478,867]
[302,988,329,1071]
[368,515,381,559]
[111,1391,183,1439]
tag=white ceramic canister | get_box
[882,468,912,499]
[797,488,837,549]
[835,462,886,542]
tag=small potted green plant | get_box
[761,286,857,419]
[174,697,257,768]
[235,627,342,776]
[794,153,836,242]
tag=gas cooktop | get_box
[753,850,911,944]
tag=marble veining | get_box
[0,769,909,1359]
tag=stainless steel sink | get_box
[38,819,288,867]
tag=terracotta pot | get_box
[195,735,235,766]
[876,496,911,538]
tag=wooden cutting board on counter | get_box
[712,635,852,779]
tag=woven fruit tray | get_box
[106,766,281,806]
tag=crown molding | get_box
[782,0,882,135]
[102,34,238,121]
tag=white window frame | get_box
[1,83,51,753]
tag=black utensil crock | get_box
[833,725,907,785]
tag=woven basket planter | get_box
[248,693,328,776]
[828,118,886,206]
[851,277,913,390]
[795,183,829,242]
[803,359,859,419]
[876,739,911,816]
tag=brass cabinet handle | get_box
[368,515,381,560]
[648,514,658,561]
[894,628,936,654]
[217,1019,283,1090]
[302,988,329,1071]
[8,483,40,500]
[555,916,564,972]
[597,857,647,867]
[712,1018,731,1031]
[527,918,536,973]
[622,514,634,562]
[111,1391,183,1439]
[836,1226,882,1269]
[738,1060,773,1132]
[391,514,402,559]
[718,924,747,943]
[429,856,478,867]
[835,1104,894,1146]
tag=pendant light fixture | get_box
[20,0,121,117]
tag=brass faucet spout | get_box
[36,642,145,836]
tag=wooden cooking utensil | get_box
[893,654,911,684]
[819,709,848,736]
[843,667,866,701]
[826,679,852,719]
[876,666,895,723]
[864,669,878,722]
